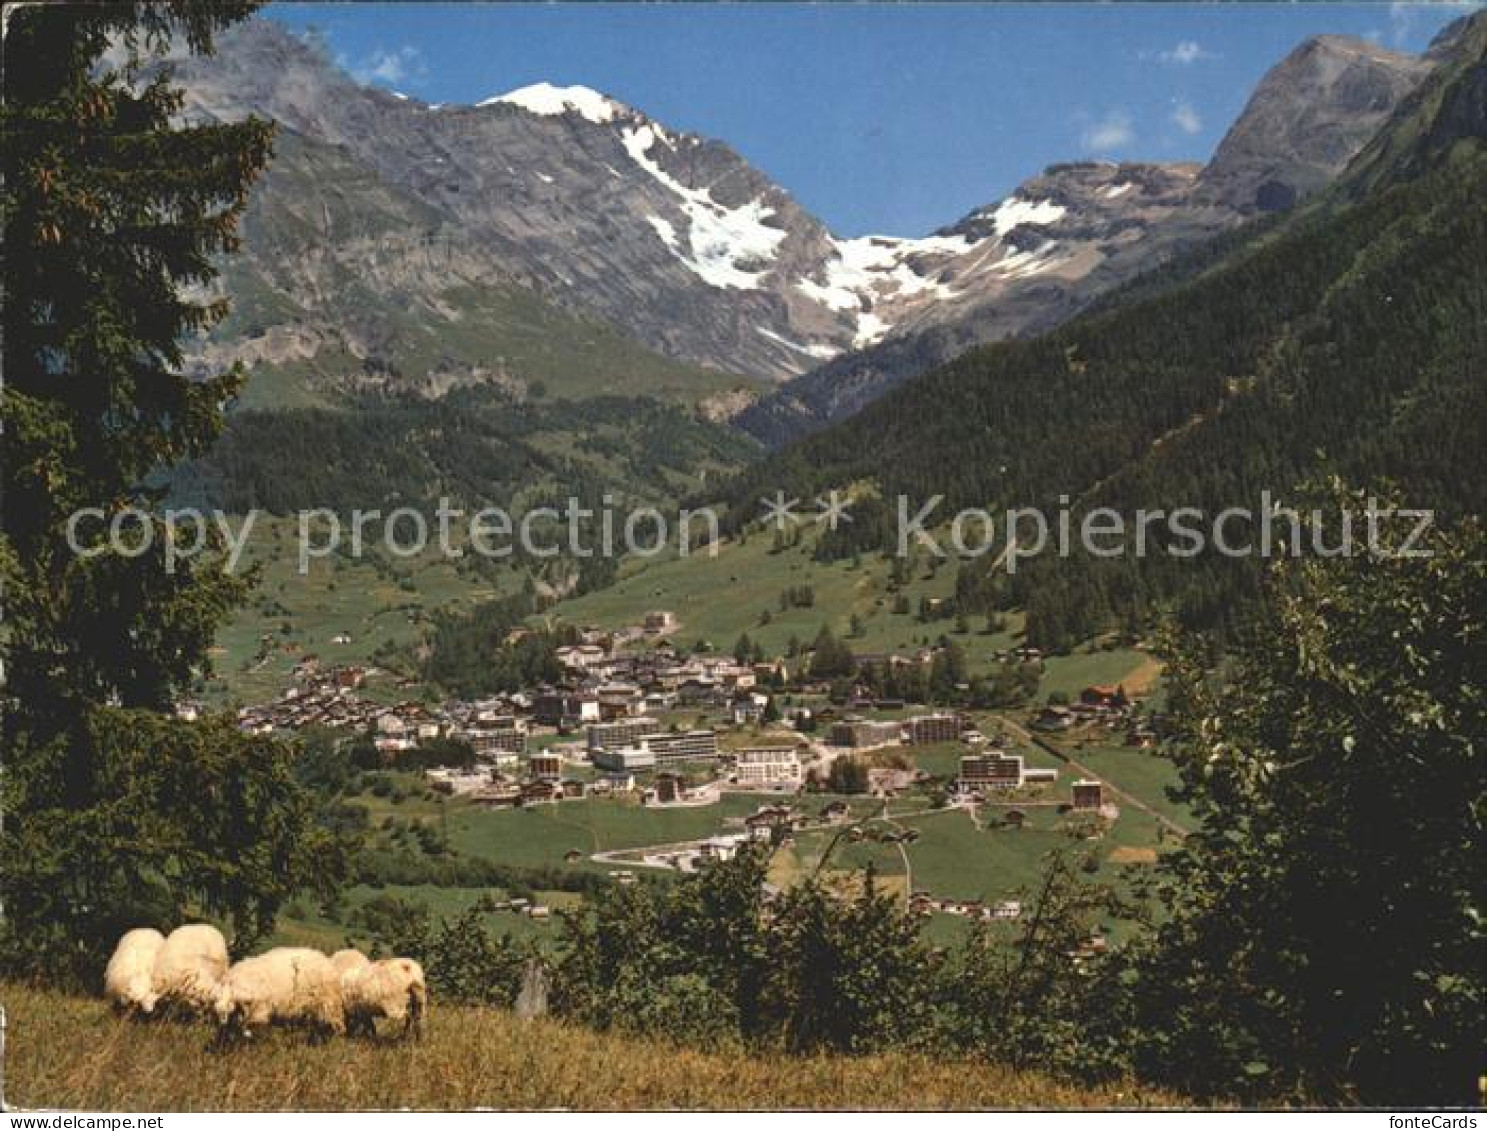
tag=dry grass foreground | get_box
[1,981,1182,1111]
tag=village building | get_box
[586,717,662,751]
[1080,684,1130,711]
[591,745,657,772]
[645,729,719,765]
[520,780,561,805]
[466,723,526,759]
[734,746,804,787]
[643,610,677,633]
[959,752,1025,791]
[1072,779,1105,810]
[531,691,600,729]
[1032,705,1075,731]
[904,713,962,745]
[594,771,637,793]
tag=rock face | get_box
[175,19,1438,415]
[1197,35,1432,213]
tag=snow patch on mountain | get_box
[994,243,1066,279]
[795,232,976,346]
[623,123,787,291]
[757,326,838,360]
[982,195,1068,237]
[484,82,619,123]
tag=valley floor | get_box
[0,982,1181,1111]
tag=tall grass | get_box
[1,982,1180,1110]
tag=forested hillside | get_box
[173,388,758,515]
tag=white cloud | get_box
[1159,40,1215,65]
[1172,99,1203,135]
[1388,2,1418,45]
[1082,110,1134,153]
[343,45,426,87]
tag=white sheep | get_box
[341,956,427,1040]
[329,947,370,976]
[102,927,166,1015]
[152,923,230,1017]
[214,946,345,1041]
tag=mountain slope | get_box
[711,19,1487,647]
[734,33,1436,446]
[1195,34,1432,212]
[187,112,766,411]
[180,20,1427,396]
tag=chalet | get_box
[731,694,769,725]
[471,782,522,808]
[744,805,800,839]
[697,834,746,862]
[819,800,851,823]
[520,780,560,806]
[753,660,789,685]
[556,644,609,673]
[1080,684,1129,711]
[532,691,600,729]
[528,754,562,782]
[596,682,643,719]
[1032,705,1075,731]
[1072,780,1105,811]
[592,771,637,794]
[676,677,725,707]
[653,772,686,804]
[643,610,677,633]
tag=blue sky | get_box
[267,2,1475,237]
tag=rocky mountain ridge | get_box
[173,19,1437,415]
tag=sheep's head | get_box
[211,981,236,1026]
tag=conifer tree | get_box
[0,2,340,979]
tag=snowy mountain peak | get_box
[482,81,621,123]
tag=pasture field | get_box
[207,516,511,705]
[1036,646,1156,702]
[543,524,1019,662]
[0,982,1177,1110]
[1051,740,1192,826]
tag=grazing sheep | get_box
[102,927,166,1015]
[214,947,345,1042]
[341,957,427,1040]
[329,948,370,976]
[152,923,229,1017]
